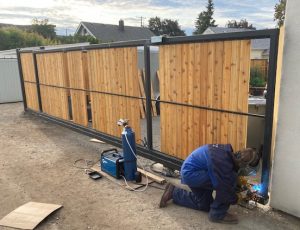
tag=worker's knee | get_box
[172,187,212,212]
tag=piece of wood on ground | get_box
[137,168,166,184]
[89,138,105,144]
[91,164,154,190]
[0,202,62,230]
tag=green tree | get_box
[148,17,163,35]
[194,0,217,34]
[226,19,256,29]
[274,0,286,27]
[0,27,50,50]
[148,17,185,36]
[31,18,56,39]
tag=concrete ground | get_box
[0,103,299,230]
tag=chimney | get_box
[119,19,124,31]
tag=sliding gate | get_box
[17,29,279,203]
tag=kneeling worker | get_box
[159,144,260,224]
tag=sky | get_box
[0,0,278,35]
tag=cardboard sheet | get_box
[0,202,62,230]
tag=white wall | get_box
[251,50,264,59]
[0,59,22,103]
[270,0,300,218]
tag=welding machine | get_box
[100,149,124,179]
[100,119,139,181]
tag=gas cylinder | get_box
[121,126,137,181]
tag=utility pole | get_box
[139,16,146,27]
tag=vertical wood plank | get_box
[221,41,232,144]
[186,43,195,156]
[67,51,88,126]
[193,43,201,151]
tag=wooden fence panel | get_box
[251,59,268,80]
[159,40,251,159]
[67,51,88,126]
[87,47,141,140]
[36,52,69,120]
[20,53,39,111]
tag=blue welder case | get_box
[100,149,124,179]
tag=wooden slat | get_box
[141,70,157,117]
[227,41,239,151]
[206,42,215,145]
[220,41,232,145]
[271,27,285,161]
[20,53,39,111]
[159,47,166,153]
[179,44,187,159]
[137,71,146,118]
[150,74,157,116]
[169,45,177,156]
[193,43,201,152]
[199,43,208,147]
[66,51,88,126]
[24,82,39,111]
[213,42,224,144]
[237,40,251,150]
[160,45,171,155]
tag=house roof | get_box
[205,27,270,50]
[77,21,154,42]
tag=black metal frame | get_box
[17,29,279,203]
[16,49,27,110]
[32,53,43,112]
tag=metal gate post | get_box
[261,29,280,199]
[16,49,27,110]
[33,52,43,112]
[144,43,153,149]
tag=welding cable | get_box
[121,133,149,192]
[73,159,95,169]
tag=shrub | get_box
[0,27,50,50]
[250,67,266,87]
[55,35,99,45]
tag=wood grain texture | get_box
[67,51,88,126]
[159,40,251,159]
[20,53,39,111]
[36,52,70,120]
[137,70,146,118]
[87,47,141,140]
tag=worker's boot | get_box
[159,183,175,208]
[209,212,238,224]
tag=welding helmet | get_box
[234,148,261,176]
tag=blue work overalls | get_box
[172,144,238,220]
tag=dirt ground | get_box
[0,103,299,230]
